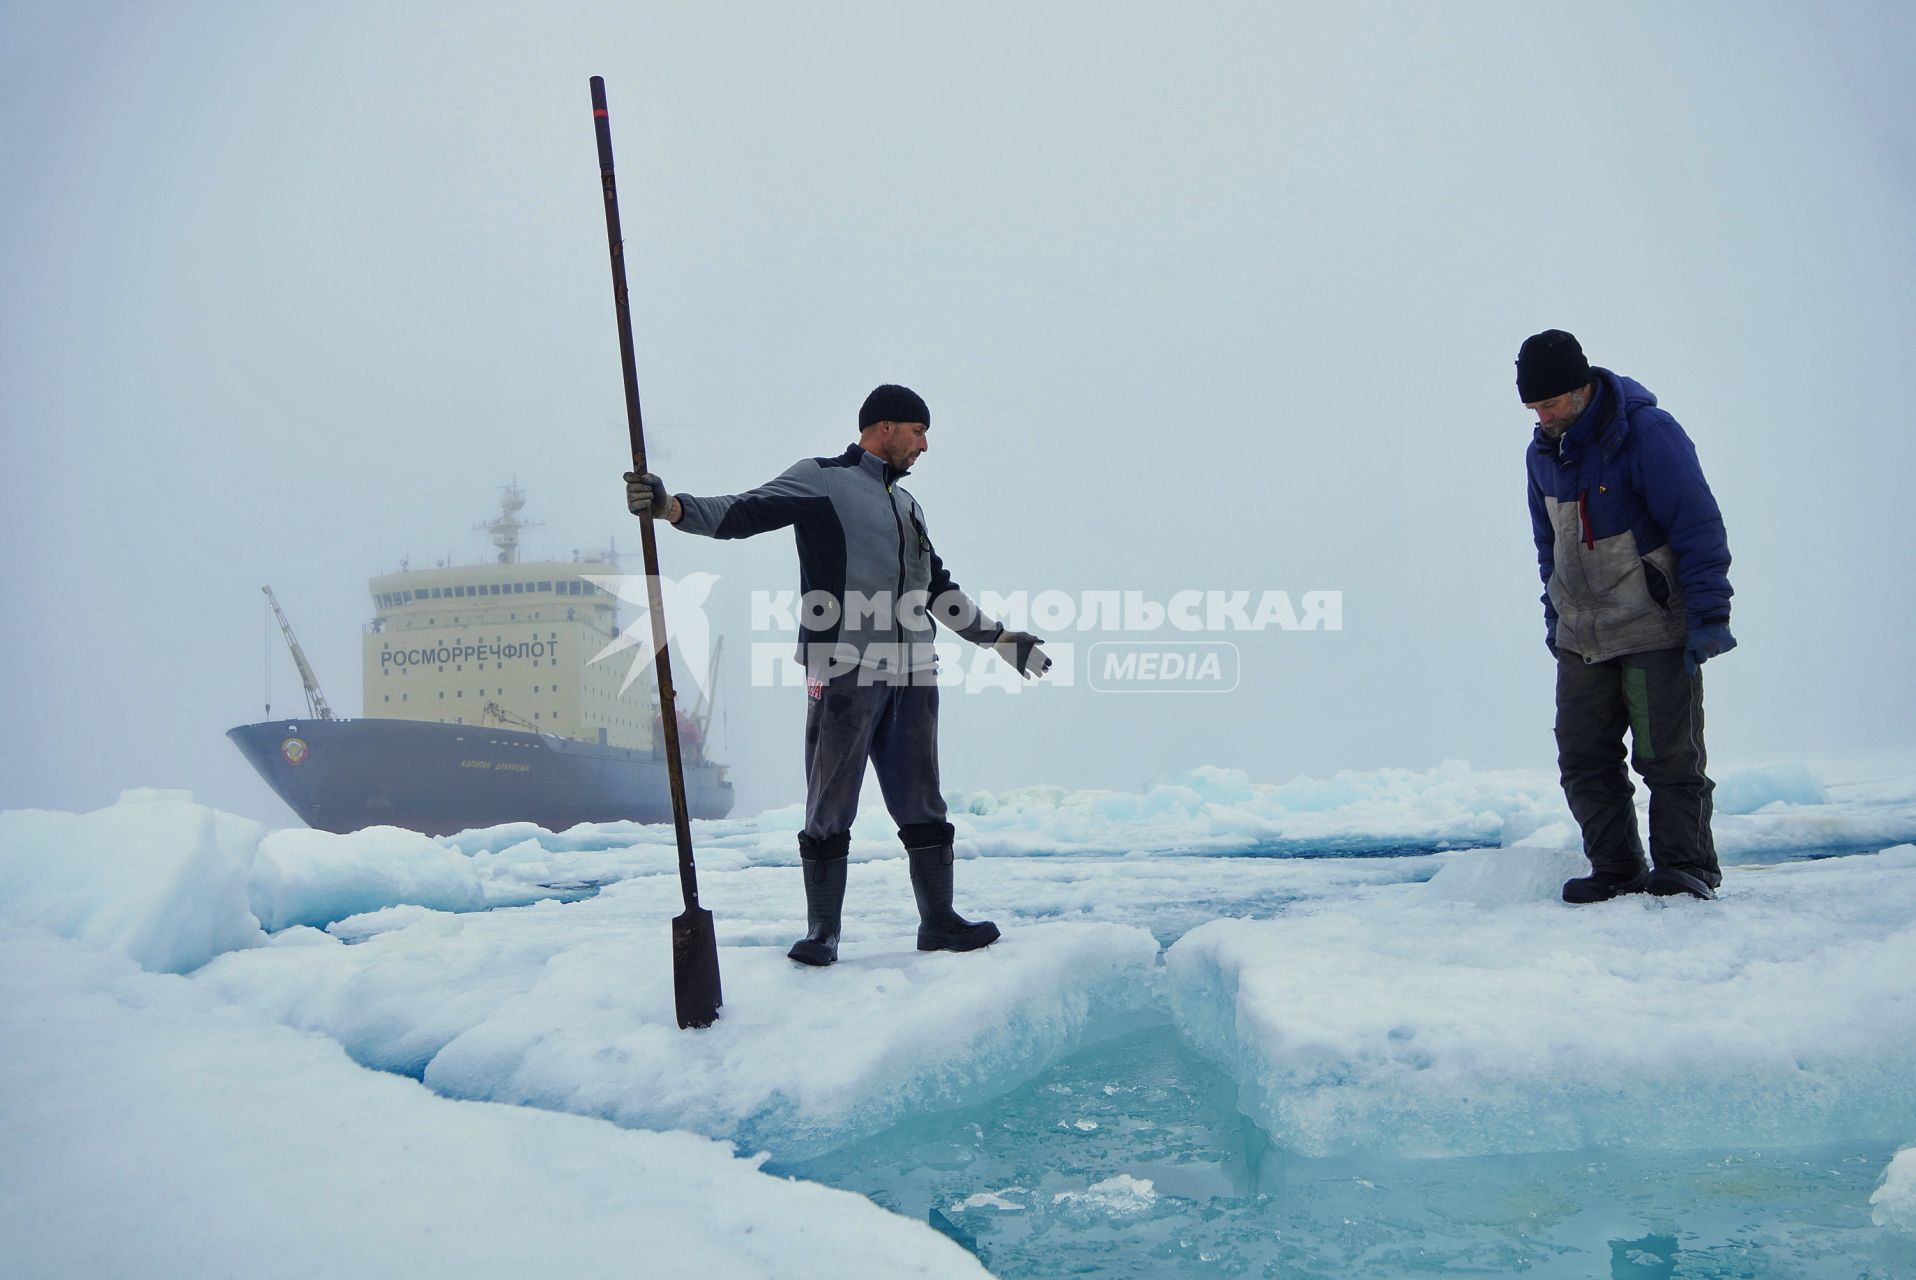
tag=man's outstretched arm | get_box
[927,545,1051,679]
[626,462,830,539]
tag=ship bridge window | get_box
[489,584,501,595]
[538,581,552,592]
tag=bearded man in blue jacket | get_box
[1519,330,1736,904]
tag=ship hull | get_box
[229,718,734,836]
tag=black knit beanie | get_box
[859,384,930,429]
[1515,330,1592,402]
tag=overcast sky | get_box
[3,1,1912,825]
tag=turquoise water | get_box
[774,1022,1914,1278]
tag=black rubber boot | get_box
[788,855,847,966]
[1562,865,1651,904]
[907,844,1000,952]
[1645,866,1718,900]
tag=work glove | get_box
[992,629,1051,679]
[1684,621,1736,676]
[624,471,675,521]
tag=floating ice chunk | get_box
[420,921,1160,1159]
[115,787,195,804]
[1053,1174,1157,1215]
[953,1187,1027,1212]
[0,793,264,972]
[1168,845,1916,1159]
[1425,846,1586,904]
[198,889,1161,1161]
[250,826,488,931]
[1876,1145,1916,1233]
[947,760,1568,856]
[1713,761,1827,814]
[0,928,990,1278]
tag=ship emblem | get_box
[281,737,309,766]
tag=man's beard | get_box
[1543,386,1592,437]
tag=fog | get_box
[4,1,1911,824]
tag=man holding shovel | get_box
[625,384,1050,966]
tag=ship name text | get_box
[381,640,561,669]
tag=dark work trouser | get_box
[799,671,949,859]
[1554,645,1720,886]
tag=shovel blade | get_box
[672,905,723,1029]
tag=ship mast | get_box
[475,481,543,565]
[694,636,724,737]
[262,585,335,721]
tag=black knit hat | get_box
[1515,330,1592,402]
[859,383,930,429]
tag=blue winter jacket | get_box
[1526,368,1732,663]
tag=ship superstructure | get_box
[363,483,662,753]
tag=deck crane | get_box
[262,585,335,721]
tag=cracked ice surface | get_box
[197,897,1160,1159]
[0,930,989,1279]
[1167,842,1916,1160]
[7,753,1916,1270]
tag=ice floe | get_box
[1166,843,1916,1159]
[0,929,989,1278]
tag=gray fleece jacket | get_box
[674,444,1002,675]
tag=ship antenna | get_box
[475,480,543,565]
[694,635,724,737]
[262,585,336,721]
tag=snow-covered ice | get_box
[1877,1145,1916,1233]
[1166,842,1916,1159]
[197,901,1160,1157]
[5,754,1916,1276]
[0,929,988,1279]
[0,789,265,972]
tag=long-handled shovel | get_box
[589,75,721,1029]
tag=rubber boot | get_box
[907,844,1000,952]
[1645,866,1717,900]
[788,856,847,966]
[1561,865,1650,905]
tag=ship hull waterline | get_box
[229,718,734,836]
